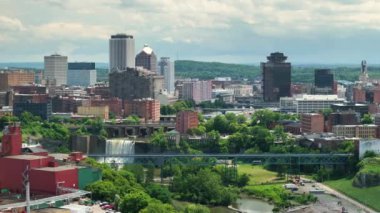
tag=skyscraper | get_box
[315,69,334,89]
[261,52,291,102]
[159,57,175,93]
[44,54,68,86]
[109,34,135,72]
[135,44,157,73]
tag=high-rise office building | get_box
[109,34,135,72]
[135,44,157,73]
[68,62,97,86]
[261,52,291,102]
[44,54,68,86]
[159,57,175,93]
[315,69,334,88]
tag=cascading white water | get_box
[105,138,135,165]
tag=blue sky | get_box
[0,0,379,64]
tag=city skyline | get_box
[1,0,380,64]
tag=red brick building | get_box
[124,98,160,123]
[176,111,199,134]
[353,87,366,103]
[301,113,324,133]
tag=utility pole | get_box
[23,165,30,213]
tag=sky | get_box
[0,0,380,64]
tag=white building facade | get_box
[280,94,345,113]
[44,54,68,86]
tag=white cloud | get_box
[1,0,380,63]
[32,22,111,40]
[0,16,25,31]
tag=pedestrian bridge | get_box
[88,153,352,165]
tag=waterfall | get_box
[105,138,135,165]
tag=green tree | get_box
[237,174,250,187]
[213,115,229,134]
[146,184,171,203]
[236,114,247,124]
[140,201,177,213]
[85,181,118,201]
[172,168,238,205]
[119,191,151,213]
[123,165,145,184]
[251,110,279,128]
[361,114,373,124]
[251,126,274,152]
[150,128,169,152]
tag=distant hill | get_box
[175,60,260,80]
[175,60,380,83]
[2,60,380,83]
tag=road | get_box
[289,178,376,213]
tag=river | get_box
[210,197,274,213]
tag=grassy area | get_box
[325,178,380,212]
[237,164,282,185]
[243,184,285,205]
[243,183,316,209]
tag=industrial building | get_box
[0,123,100,211]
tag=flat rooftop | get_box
[32,165,78,172]
[4,155,49,160]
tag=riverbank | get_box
[324,178,379,212]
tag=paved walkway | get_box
[316,182,377,213]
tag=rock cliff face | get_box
[353,157,380,188]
